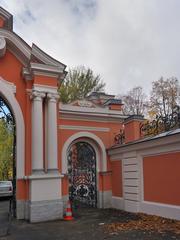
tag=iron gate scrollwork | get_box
[68,142,97,207]
[140,105,180,137]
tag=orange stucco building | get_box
[0,7,179,222]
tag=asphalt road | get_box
[0,206,179,240]
[0,199,9,237]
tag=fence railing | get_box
[140,105,180,137]
[114,106,180,145]
[114,129,125,145]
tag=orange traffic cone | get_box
[64,200,73,221]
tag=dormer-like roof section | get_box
[103,98,123,106]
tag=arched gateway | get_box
[68,142,97,207]
[0,7,126,222]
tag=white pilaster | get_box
[31,90,45,173]
[47,93,59,172]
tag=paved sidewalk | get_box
[0,200,9,237]
[0,207,179,240]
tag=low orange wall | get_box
[99,172,112,191]
[143,152,180,205]
[111,161,123,197]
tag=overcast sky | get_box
[1,0,180,96]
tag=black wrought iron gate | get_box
[68,142,97,207]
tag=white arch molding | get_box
[61,131,107,174]
[0,77,25,179]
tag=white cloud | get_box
[0,0,180,95]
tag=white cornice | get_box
[59,125,110,132]
[0,28,31,65]
[31,44,66,68]
[33,84,58,94]
[22,63,65,81]
[30,62,64,73]
[59,105,127,123]
[108,133,180,157]
[60,115,124,123]
[60,110,126,118]
[59,103,127,117]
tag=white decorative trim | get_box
[30,178,62,202]
[24,173,64,180]
[31,44,66,69]
[31,90,45,172]
[122,157,140,213]
[60,115,125,123]
[61,132,107,173]
[23,63,64,80]
[0,28,31,64]
[124,200,140,213]
[98,190,112,208]
[30,62,64,73]
[46,92,59,171]
[77,100,94,108]
[112,196,124,210]
[0,77,25,178]
[60,103,126,117]
[33,84,58,94]
[59,125,110,132]
[110,143,180,161]
[0,37,6,57]
[139,155,144,202]
[138,143,180,157]
[109,133,180,156]
[0,77,16,93]
[140,201,180,220]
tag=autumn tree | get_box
[59,66,105,103]
[0,119,14,180]
[120,86,148,116]
[150,77,180,118]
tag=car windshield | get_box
[0,181,11,186]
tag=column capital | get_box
[30,90,46,101]
[47,93,59,103]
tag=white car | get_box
[0,181,13,198]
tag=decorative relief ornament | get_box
[77,100,93,108]
[0,37,6,58]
